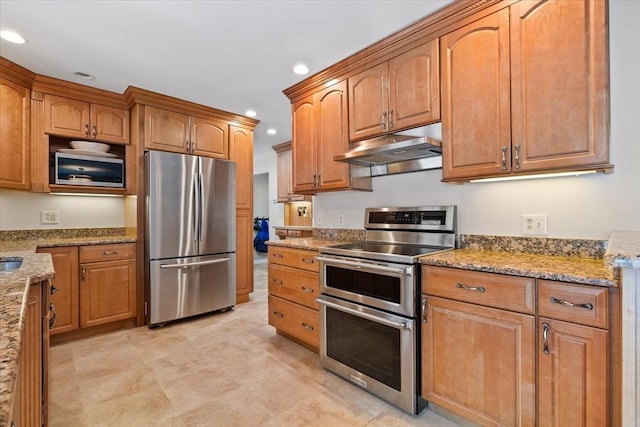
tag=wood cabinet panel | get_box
[0,78,30,189]
[538,318,609,427]
[191,117,228,159]
[268,263,319,310]
[291,96,316,193]
[79,242,136,263]
[44,94,90,139]
[38,246,79,335]
[268,246,318,272]
[423,266,535,314]
[80,258,136,328]
[538,280,608,329]
[268,295,319,350]
[91,103,129,144]
[272,141,311,202]
[144,105,190,152]
[229,125,253,210]
[235,209,253,303]
[423,296,536,426]
[510,0,609,172]
[441,8,512,180]
[348,62,388,140]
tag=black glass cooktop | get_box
[320,241,449,263]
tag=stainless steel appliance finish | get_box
[145,150,236,326]
[317,205,457,414]
[333,125,444,176]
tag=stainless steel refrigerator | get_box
[145,150,236,326]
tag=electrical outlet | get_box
[337,214,344,226]
[41,210,60,224]
[521,214,547,236]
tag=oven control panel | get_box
[365,206,456,231]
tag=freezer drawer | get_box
[149,253,236,325]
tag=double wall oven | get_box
[317,206,456,414]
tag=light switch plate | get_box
[521,214,547,236]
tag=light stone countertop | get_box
[605,230,640,269]
[0,233,136,425]
[266,237,348,251]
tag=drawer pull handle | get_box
[272,253,284,258]
[273,311,284,319]
[101,250,119,255]
[81,266,86,280]
[272,279,283,285]
[550,297,593,310]
[301,286,314,293]
[49,303,57,329]
[84,124,90,137]
[51,285,59,295]
[301,258,314,264]
[501,146,508,170]
[421,298,427,323]
[301,322,314,331]
[542,322,550,354]
[456,282,486,293]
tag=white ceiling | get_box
[0,0,453,156]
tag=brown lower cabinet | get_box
[422,266,614,426]
[38,242,137,343]
[10,279,51,427]
[267,246,319,351]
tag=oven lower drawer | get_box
[268,295,319,349]
[317,295,421,414]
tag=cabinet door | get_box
[229,125,253,210]
[38,246,79,335]
[144,105,189,153]
[44,94,91,139]
[91,104,130,144]
[510,0,609,172]
[388,40,440,131]
[191,116,228,159]
[235,209,253,303]
[316,80,351,191]
[276,148,292,201]
[538,318,609,427]
[79,259,136,328]
[423,296,535,426]
[348,62,388,141]
[0,78,30,189]
[292,95,317,193]
[441,9,512,181]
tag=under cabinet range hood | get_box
[333,125,443,176]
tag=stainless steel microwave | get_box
[52,152,125,188]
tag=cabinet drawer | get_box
[538,280,608,329]
[268,264,319,309]
[423,266,535,314]
[79,242,136,263]
[275,229,288,238]
[288,230,303,237]
[268,246,318,272]
[268,295,319,349]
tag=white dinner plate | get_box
[58,148,118,158]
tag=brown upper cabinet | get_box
[44,94,130,144]
[441,0,610,181]
[272,141,311,202]
[0,77,31,190]
[292,80,371,194]
[143,105,228,158]
[348,40,440,141]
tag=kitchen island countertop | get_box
[0,232,136,425]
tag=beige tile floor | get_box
[49,264,461,426]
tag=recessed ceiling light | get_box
[293,64,309,75]
[267,129,277,135]
[245,110,257,117]
[0,30,27,44]
[73,71,96,80]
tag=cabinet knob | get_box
[301,322,314,331]
[273,311,284,318]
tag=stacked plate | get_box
[58,141,117,158]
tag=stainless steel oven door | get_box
[317,295,419,414]
[317,254,416,317]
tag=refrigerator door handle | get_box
[199,166,205,242]
[159,257,232,269]
[193,168,200,243]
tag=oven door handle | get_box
[317,297,412,331]
[316,256,411,275]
